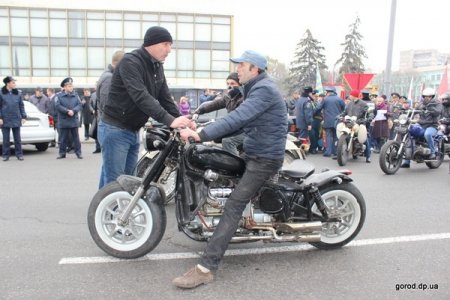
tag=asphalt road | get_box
[1,142,449,300]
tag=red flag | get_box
[343,73,375,90]
[438,63,448,95]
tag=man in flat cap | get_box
[173,50,287,289]
[0,76,27,161]
[55,77,83,159]
[98,26,194,188]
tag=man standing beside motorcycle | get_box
[401,88,443,168]
[175,50,287,289]
[341,90,372,163]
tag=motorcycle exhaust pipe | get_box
[275,221,322,233]
[230,233,321,243]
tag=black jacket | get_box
[417,98,443,129]
[102,46,180,131]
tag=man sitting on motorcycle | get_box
[401,88,443,168]
[440,92,450,123]
[175,50,287,289]
[339,89,372,163]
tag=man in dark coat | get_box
[315,86,345,157]
[0,76,27,161]
[80,88,94,141]
[295,86,314,140]
[55,77,83,159]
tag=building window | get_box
[51,47,68,69]
[106,20,123,39]
[195,50,210,70]
[87,47,105,69]
[212,24,230,42]
[178,22,193,40]
[32,46,49,69]
[87,20,104,38]
[13,46,31,76]
[10,17,29,37]
[195,24,211,41]
[0,45,11,71]
[50,19,67,37]
[30,18,49,37]
[124,21,141,39]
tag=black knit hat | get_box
[143,26,173,47]
[226,72,240,84]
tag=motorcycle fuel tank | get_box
[186,144,246,176]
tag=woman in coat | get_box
[0,76,27,161]
[371,96,390,152]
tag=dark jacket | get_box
[315,94,345,128]
[96,64,114,119]
[55,91,82,128]
[199,73,287,160]
[417,98,443,129]
[343,99,369,121]
[0,86,26,128]
[81,95,94,124]
[295,95,313,129]
[102,46,180,131]
[197,89,243,114]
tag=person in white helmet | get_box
[401,88,443,167]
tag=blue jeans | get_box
[424,127,437,155]
[98,121,140,189]
[199,155,283,271]
[2,127,23,158]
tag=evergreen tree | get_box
[335,16,367,85]
[286,29,327,94]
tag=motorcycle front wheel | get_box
[310,182,366,250]
[336,134,349,166]
[87,182,166,259]
[379,140,403,175]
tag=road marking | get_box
[59,232,450,265]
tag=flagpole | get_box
[383,0,397,96]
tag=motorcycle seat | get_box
[280,159,315,179]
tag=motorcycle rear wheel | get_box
[87,182,166,259]
[379,140,403,175]
[310,182,366,250]
[425,141,444,169]
[336,135,349,166]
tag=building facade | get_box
[0,4,234,106]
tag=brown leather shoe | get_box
[172,266,214,289]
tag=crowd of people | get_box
[287,85,448,165]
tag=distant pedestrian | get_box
[55,77,83,159]
[46,87,58,147]
[178,96,191,116]
[0,76,27,161]
[295,86,314,140]
[29,87,50,114]
[80,88,94,141]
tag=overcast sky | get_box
[8,0,449,72]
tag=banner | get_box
[343,73,375,90]
[315,63,324,94]
[438,63,448,95]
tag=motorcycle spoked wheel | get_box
[309,182,366,250]
[379,140,402,175]
[87,182,166,259]
[136,155,176,204]
[425,142,444,169]
[336,134,349,166]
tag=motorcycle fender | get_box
[116,175,166,204]
[302,170,352,187]
[357,125,368,143]
[336,123,350,138]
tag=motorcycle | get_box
[438,118,450,158]
[87,126,366,259]
[135,119,306,204]
[379,108,445,175]
[335,115,369,166]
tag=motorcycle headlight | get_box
[398,114,408,125]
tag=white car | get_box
[0,101,55,151]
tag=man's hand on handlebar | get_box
[180,128,200,143]
[170,116,196,130]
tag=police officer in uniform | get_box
[55,77,83,159]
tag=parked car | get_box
[0,101,55,152]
